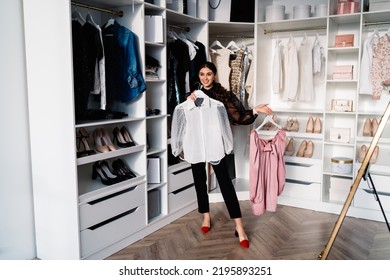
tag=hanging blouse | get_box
[249,129,287,215]
[209,48,232,91]
[283,35,299,102]
[371,34,390,100]
[360,30,379,95]
[298,35,314,102]
[272,39,283,94]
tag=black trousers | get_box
[191,156,242,219]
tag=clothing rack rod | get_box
[264,26,326,34]
[71,1,123,17]
[213,34,254,39]
[364,20,390,26]
[167,23,190,32]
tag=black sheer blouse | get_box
[200,83,257,125]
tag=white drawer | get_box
[281,180,321,201]
[354,189,390,212]
[358,174,390,193]
[285,162,321,183]
[81,205,146,258]
[169,184,196,213]
[168,166,193,192]
[79,185,145,230]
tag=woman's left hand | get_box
[255,104,273,115]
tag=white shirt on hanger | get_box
[170,90,233,164]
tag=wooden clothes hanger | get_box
[255,115,282,132]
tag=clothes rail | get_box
[71,1,123,17]
[167,24,190,32]
[212,34,254,39]
[264,25,326,35]
[364,20,390,26]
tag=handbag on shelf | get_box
[331,99,353,112]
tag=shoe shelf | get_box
[78,172,146,204]
[77,145,145,165]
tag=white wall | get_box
[0,0,36,259]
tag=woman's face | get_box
[198,67,215,89]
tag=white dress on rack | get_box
[282,35,299,102]
[298,35,314,102]
[209,47,232,91]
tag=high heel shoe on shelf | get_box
[363,118,379,137]
[92,161,121,186]
[234,230,249,248]
[121,126,136,146]
[93,128,116,153]
[112,158,136,180]
[113,126,135,148]
[296,140,307,157]
[303,140,314,158]
[305,117,322,134]
[76,128,96,157]
[284,138,295,156]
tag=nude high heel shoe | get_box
[313,117,322,134]
[284,138,295,156]
[93,128,110,153]
[306,116,314,133]
[296,140,307,157]
[358,144,367,163]
[303,140,314,158]
[371,118,379,137]
[370,145,379,164]
[363,118,372,137]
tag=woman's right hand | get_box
[187,91,197,101]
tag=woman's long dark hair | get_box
[198,61,235,106]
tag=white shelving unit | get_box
[255,0,390,221]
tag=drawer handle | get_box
[286,179,313,185]
[88,207,138,230]
[285,162,313,167]
[88,186,137,205]
[172,183,194,194]
[363,189,390,197]
[172,167,192,175]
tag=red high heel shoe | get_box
[234,230,250,248]
[201,219,211,233]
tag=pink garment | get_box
[249,129,287,215]
[371,34,390,100]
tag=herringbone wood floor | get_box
[106,201,390,260]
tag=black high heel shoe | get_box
[113,158,136,179]
[120,126,136,146]
[113,127,135,148]
[76,128,96,157]
[91,161,121,185]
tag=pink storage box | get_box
[338,2,359,14]
[333,65,354,80]
[335,34,354,47]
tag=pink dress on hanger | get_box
[249,129,286,215]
